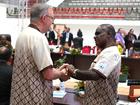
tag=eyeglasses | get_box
[94,32,106,39]
[46,15,55,20]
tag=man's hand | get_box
[59,68,70,81]
[59,64,70,81]
[67,64,75,76]
[59,64,69,71]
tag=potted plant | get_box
[54,55,67,68]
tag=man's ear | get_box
[40,16,46,23]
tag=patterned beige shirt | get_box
[10,27,54,105]
[79,46,121,105]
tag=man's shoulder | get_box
[74,37,83,40]
[102,46,120,55]
[115,33,121,37]
[49,31,55,34]
[70,33,73,36]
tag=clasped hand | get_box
[59,64,76,81]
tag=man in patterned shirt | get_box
[68,24,121,105]
[10,3,69,105]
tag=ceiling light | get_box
[46,0,64,7]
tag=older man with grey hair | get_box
[10,3,69,105]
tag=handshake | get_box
[59,64,76,81]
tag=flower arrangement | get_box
[74,81,85,97]
[70,48,81,55]
[74,81,85,91]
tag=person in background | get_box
[48,24,58,45]
[0,40,13,105]
[115,28,126,54]
[56,29,62,45]
[0,34,11,43]
[60,27,73,49]
[0,34,14,65]
[124,28,137,52]
[45,28,51,43]
[10,3,70,105]
[73,29,83,50]
[61,25,67,35]
[67,24,121,105]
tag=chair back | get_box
[82,46,91,54]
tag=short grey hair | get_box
[30,3,52,21]
[95,24,116,39]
